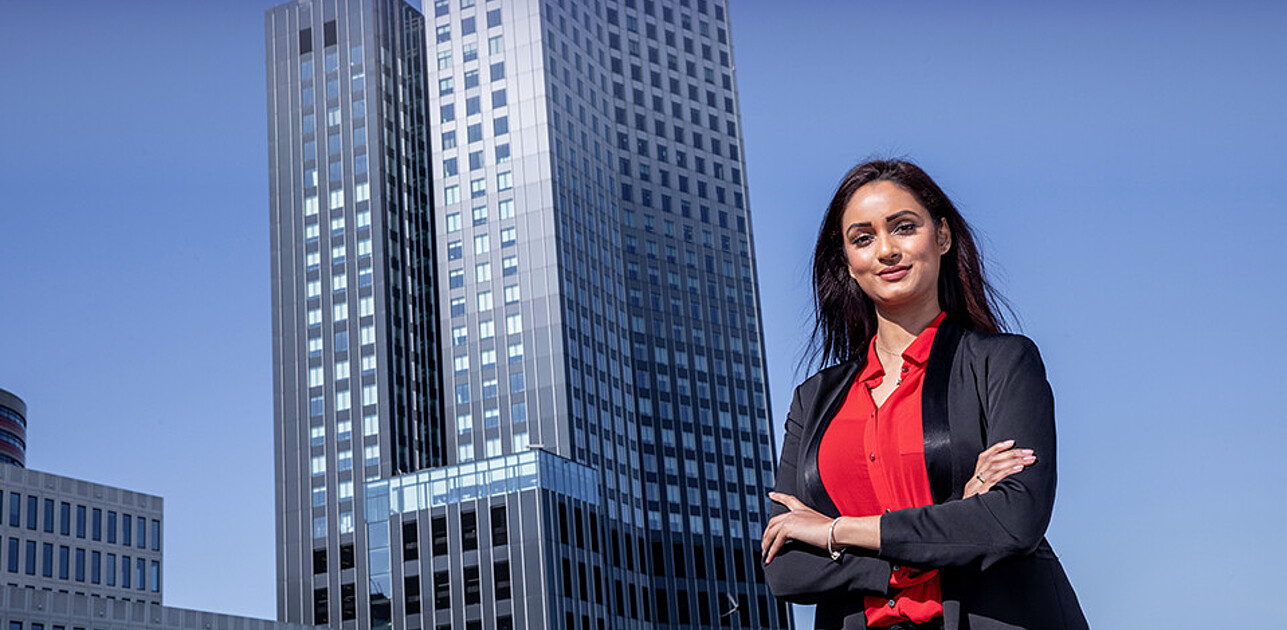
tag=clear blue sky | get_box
[2,0,1285,627]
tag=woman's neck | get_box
[873,299,943,353]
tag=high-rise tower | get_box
[268,0,788,628]
[266,0,442,625]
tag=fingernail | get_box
[1023,456,1036,462]
[1012,464,1023,470]
[1021,449,1033,455]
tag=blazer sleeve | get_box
[878,335,1058,572]
[762,379,893,603]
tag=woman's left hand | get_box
[761,492,834,564]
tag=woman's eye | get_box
[850,235,872,246]
[894,222,916,233]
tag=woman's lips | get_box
[877,265,910,281]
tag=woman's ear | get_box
[937,219,952,255]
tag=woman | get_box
[760,160,1087,630]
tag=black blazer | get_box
[763,320,1088,630]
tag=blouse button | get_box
[900,366,908,373]
[869,453,876,461]
[887,599,897,608]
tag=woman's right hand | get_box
[963,440,1036,498]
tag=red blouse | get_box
[817,312,946,627]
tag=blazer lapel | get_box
[800,360,861,517]
[922,319,964,504]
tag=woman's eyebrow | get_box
[845,210,919,233]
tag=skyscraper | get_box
[266,0,442,623]
[267,0,788,628]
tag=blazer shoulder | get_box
[958,329,1044,364]
[795,360,860,398]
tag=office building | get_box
[0,390,305,630]
[0,389,27,468]
[0,466,163,607]
[267,0,788,628]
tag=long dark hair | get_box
[803,159,1009,372]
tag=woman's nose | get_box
[877,235,900,263]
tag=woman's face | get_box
[840,180,951,312]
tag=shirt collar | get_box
[858,311,947,383]
[901,311,947,367]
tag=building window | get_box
[494,560,511,599]
[433,571,451,608]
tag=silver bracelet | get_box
[827,517,842,561]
